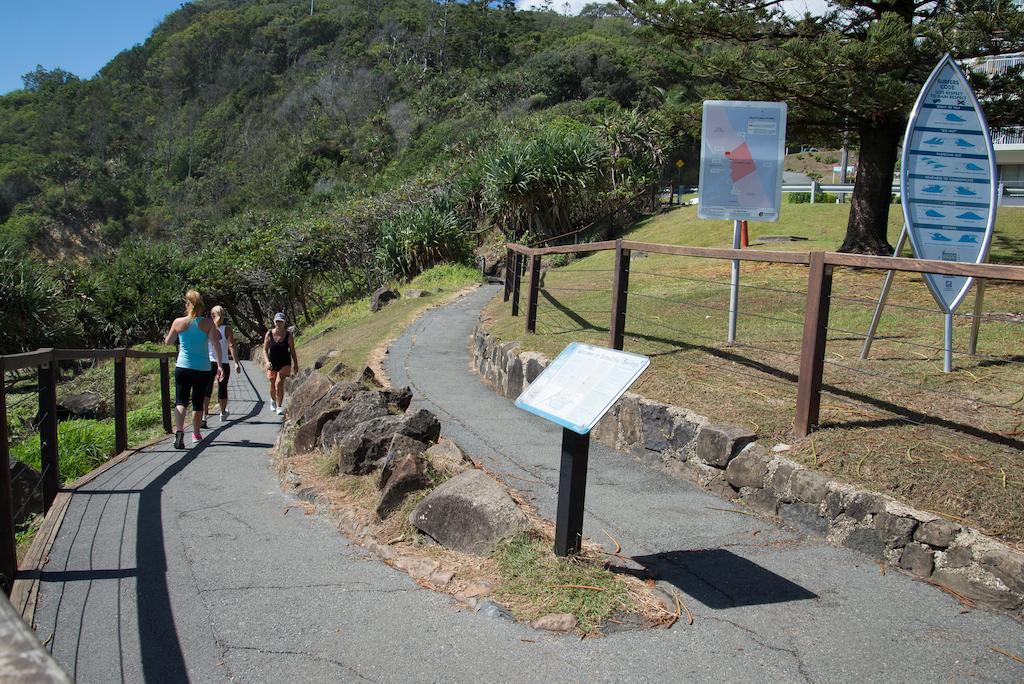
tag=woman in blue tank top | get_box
[164,290,224,449]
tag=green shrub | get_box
[128,406,163,433]
[788,191,837,204]
[11,419,115,484]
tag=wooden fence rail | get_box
[503,240,1024,442]
[1,347,176,596]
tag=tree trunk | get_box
[840,117,904,254]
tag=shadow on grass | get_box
[537,290,1024,451]
[614,548,817,609]
[992,233,1024,266]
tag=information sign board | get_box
[902,54,997,313]
[515,342,649,435]
[698,101,787,222]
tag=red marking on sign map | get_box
[726,142,756,182]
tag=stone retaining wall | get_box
[472,324,1024,618]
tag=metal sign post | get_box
[728,219,742,343]
[515,343,649,556]
[698,101,787,343]
[554,429,590,556]
[861,54,997,371]
[860,225,908,360]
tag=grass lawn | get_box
[485,201,1024,546]
[296,264,483,374]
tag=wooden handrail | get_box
[1,345,176,597]
[824,252,1024,282]
[621,241,810,265]
[505,239,1024,281]
[2,348,175,372]
[52,349,124,362]
[0,349,54,372]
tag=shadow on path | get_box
[134,363,263,682]
[618,549,817,609]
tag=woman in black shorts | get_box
[164,290,223,448]
[263,312,299,415]
[203,305,242,427]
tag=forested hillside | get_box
[0,0,696,352]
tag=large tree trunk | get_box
[840,117,904,254]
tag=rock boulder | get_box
[370,287,399,312]
[319,392,391,452]
[410,470,529,555]
[377,434,429,489]
[424,438,473,477]
[286,371,333,423]
[376,437,431,518]
[333,408,440,475]
[56,392,109,421]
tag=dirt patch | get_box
[274,447,674,635]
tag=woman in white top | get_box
[203,305,241,427]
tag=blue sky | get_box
[0,0,185,95]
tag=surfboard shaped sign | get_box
[901,53,997,314]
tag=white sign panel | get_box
[698,101,787,222]
[515,342,649,435]
[902,54,997,313]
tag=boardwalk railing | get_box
[504,240,1024,439]
[1,347,176,596]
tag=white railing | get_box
[993,127,1024,145]
[780,182,1024,201]
[968,53,1024,77]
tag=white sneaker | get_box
[276,407,284,416]
[270,400,277,412]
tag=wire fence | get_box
[507,246,1024,456]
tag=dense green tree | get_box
[618,0,1024,253]
[0,0,694,351]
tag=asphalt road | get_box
[26,287,1024,683]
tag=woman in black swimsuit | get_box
[263,312,299,415]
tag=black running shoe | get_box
[201,419,209,430]
[174,431,185,449]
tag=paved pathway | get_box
[386,284,1024,682]
[25,287,1024,682]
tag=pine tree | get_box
[618,0,1024,253]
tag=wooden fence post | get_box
[0,370,17,594]
[37,359,59,511]
[114,352,128,454]
[609,240,631,350]
[503,249,513,303]
[511,253,523,317]
[160,357,172,434]
[794,252,833,436]
[525,254,541,333]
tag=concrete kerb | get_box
[471,322,1024,620]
